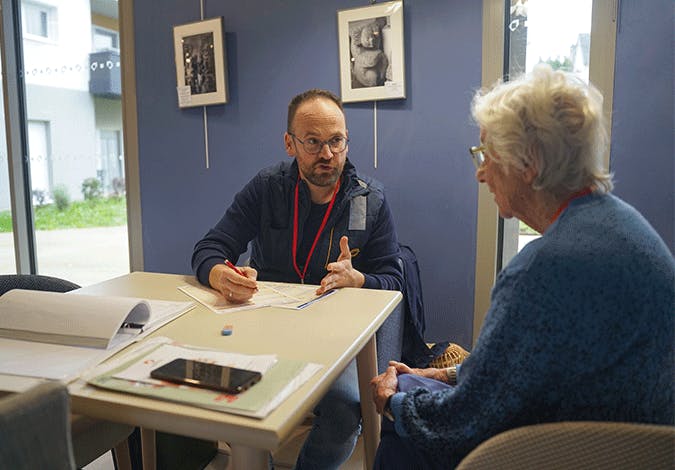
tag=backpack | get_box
[398,244,449,367]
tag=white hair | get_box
[471,65,613,196]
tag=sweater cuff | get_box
[197,258,222,287]
[362,273,378,289]
[389,392,409,437]
[445,365,458,385]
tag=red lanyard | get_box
[550,187,592,223]
[292,176,341,283]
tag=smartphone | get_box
[150,358,262,394]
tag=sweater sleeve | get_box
[392,263,565,466]
[191,175,263,287]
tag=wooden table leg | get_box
[140,427,156,470]
[230,443,269,469]
[356,335,380,470]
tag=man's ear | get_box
[284,132,296,157]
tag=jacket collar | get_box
[287,159,369,200]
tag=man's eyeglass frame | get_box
[289,133,349,155]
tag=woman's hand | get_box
[370,365,399,414]
[388,360,450,384]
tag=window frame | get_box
[21,1,57,43]
[92,24,119,51]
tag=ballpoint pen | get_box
[296,289,337,309]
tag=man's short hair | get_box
[287,89,344,132]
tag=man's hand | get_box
[388,360,449,383]
[370,365,399,414]
[208,263,258,304]
[317,236,365,294]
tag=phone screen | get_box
[150,358,262,394]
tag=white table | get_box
[66,272,402,469]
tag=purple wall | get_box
[610,0,674,251]
[132,1,674,347]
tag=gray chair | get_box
[0,274,134,470]
[456,421,675,470]
[0,381,76,470]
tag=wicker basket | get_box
[427,343,470,368]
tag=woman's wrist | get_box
[383,394,394,421]
[445,365,458,385]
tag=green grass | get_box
[0,197,126,232]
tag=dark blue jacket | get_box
[192,159,403,291]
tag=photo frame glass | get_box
[337,1,405,103]
[173,17,228,108]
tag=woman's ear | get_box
[521,160,539,185]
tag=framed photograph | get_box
[337,1,405,103]
[173,17,228,108]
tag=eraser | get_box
[221,324,233,336]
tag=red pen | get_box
[224,259,245,277]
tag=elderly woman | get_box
[370,65,675,469]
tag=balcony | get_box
[88,50,121,98]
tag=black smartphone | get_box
[150,358,262,394]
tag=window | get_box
[27,121,52,201]
[93,26,119,51]
[3,0,130,285]
[22,2,57,40]
[473,0,617,343]
[508,0,593,252]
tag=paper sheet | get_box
[178,281,334,314]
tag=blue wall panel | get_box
[610,0,674,252]
[133,0,482,347]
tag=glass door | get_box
[12,0,129,285]
[0,51,16,273]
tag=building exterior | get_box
[0,0,122,211]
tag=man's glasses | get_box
[289,133,349,155]
[469,144,487,169]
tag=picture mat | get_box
[338,1,405,103]
[173,17,228,107]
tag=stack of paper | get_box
[86,337,323,419]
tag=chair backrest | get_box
[0,274,80,296]
[0,381,76,470]
[456,421,675,470]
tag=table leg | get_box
[356,335,380,470]
[140,427,156,470]
[230,443,269,469]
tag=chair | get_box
[456,421,675,470]
[0,274,134,470]
[0,381,76,470]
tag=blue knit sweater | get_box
[389,193,675,468]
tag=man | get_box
[192,88,403,469]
